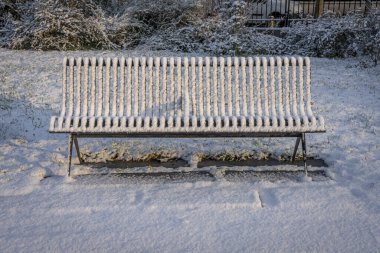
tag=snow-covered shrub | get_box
[106,12,148,49]
[139,3,219,52]
[216,0,248,34]
[191,0,285,55]
[143,0,285,55]
[131,0,204,30]
[364,30,380,66]
[283,10,380,59]
[142,26,202,52]
[8,0,114,50]
[362,10,380,66]
[0,0,24,46]
[135,1,207,52]
[0,1,20,24]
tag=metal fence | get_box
[254,0,379,17]
[245,0,380,26]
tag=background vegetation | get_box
[0,0,379,64]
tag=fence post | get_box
[270,15,275,28]
[314,0,324,18]
[364,0,372,16]
[285,0,291,26]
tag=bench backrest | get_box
[60,56,313,120]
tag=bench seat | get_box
[50,115,325,133]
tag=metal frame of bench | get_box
[50,56,325,177]
[67,132,309,177]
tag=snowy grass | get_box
[0,49,379,252]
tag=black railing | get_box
[245,0,379,26]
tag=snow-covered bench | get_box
[49,56,325,176]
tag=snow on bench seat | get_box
[49,56,325,134]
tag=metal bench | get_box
[49,56,326,176]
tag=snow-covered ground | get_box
[0,49,379,252]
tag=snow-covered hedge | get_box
[0,0,379,64]
[283,10,380,59]
[4,0,114,50]
[143,0,286,55]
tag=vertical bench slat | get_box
[190,57,197,117]
[241,57,247,117]
[90,57,96,117]
[126,58,132,117]
[298,57,306,118]
[234,57,240,117]
[276,57,284,127]
[159,57,164,117]
[119,57,125,117]
[183,57,190,120]
[305,57,313,118]
[148,58,153,118]
[112,58,118,117]
[212,57,218,117]
[167,58,172,117]
[205,57,211,117]
[97,58,103,117]
[162,57,168,118]
[255,57,262,122]
[60,57,68,118]
[68,58,75,118]
[83,58,89,117]
[133,57,139,117]
[248,57,254,117]
[227,57,233,116]
[105,58,111,117]
[291,57,299,124]
[154,57,160,118]
[176,57,182,117]
[141,57,147,117]
[169,57,175,117]
[198,57,204,117]
[262,57,269,127]
[219,57,225,117]
[284,57,291,123]
[75,57,82,118]
[270,57,277,126]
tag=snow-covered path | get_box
[0,49,379,252]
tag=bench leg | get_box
[67,134,74,177]
[292,136,301,163]
[301,133,308,176]
[73,134,83,164]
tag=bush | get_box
[0,0,24,46]
[106,12,148,49]
[283,10,380,59]
[144,0,285,55]
[362,10,380,65]
[7,0,114,50]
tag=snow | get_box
[0,49,379,252]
